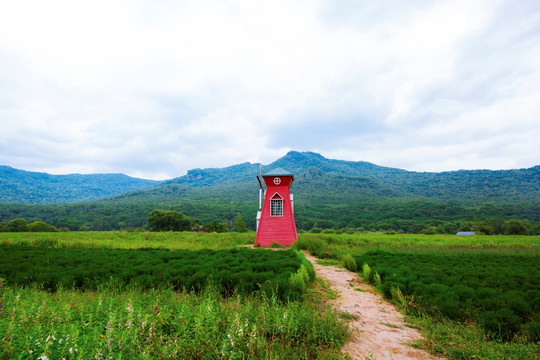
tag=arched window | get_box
[270,193,283,216]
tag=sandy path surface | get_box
[304,252,442,360]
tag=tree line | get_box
[0,210,249,234]
[1,198,539,234]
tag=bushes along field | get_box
[296,233,540,358]
[0,245,315,301]
[0,232,349,359]
[355,250,540,342]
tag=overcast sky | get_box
[1,0,539,180]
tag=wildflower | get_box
[153,305,159,314]
[38,355,49,360]
[0,304,3,311]
[69,348,73,354]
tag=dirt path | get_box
[304,252,442,360]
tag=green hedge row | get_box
[356,250,540,342]
[0,245,309,301]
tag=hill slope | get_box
[169,151,540,203]
[1,152,538,232]
[0,166,159,204]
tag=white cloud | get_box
[0,0,539,179]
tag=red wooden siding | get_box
[254,174,297,247]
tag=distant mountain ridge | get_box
[1,151,539,232]
[168,151,540,203]
[0,165,159,204]
[1,151,539,205]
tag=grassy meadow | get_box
[297,233,540,359]
[0,232,348,359]
[1,231,539,359]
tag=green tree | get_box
[28,221,57,232]
[147,210,191,232]
[6,218,28,232]
[488,218,506,235]
[232,214,248,233]
[504,219,529,235]
[421,226,438,235]
[530,223,540,235]
[202,220,229,233]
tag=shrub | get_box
[342,254,357,272]
[362,263,371,281]
[436,294,464,320]
[292,247,316,281]
[502,292,532,320]
[288,264,310,300]
[6,218,28,232]
[380,281,403,299]
[373,272,382,287]
[481,309,522,342]
[296,237,333,259]
[526,321,540,343]
[391,286,407,307]
[28,221,57,232]
[147,209,191,232]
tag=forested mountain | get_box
[0,165,159,204]
[169,151,540,203]
[1,151,539,233]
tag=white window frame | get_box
[270,193,283,217]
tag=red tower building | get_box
[254,168,298,247]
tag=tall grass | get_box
[297,233,540,256]
[0,232,350,359]
[0,231,254,250]
[0,285,349,359]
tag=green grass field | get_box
[1,232,539,359]
[0,232,348,359]
[297,233,540,359]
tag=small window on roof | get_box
[270,193,283,216]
